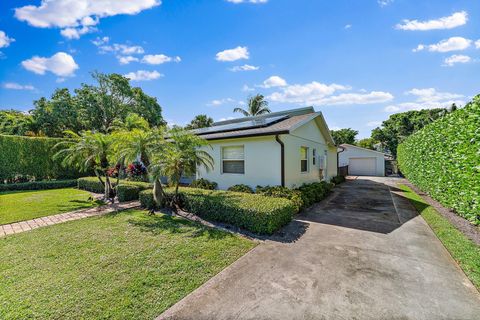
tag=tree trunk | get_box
[153,178,165,208]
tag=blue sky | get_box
[0,0,479,138]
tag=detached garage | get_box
[338,144,385,176]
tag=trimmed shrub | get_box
[139,188,296,234]
[0,179,77,192]
[297,181,334,208]
[78,177,151,199]
[191,178,217,190]
[256,186,304,213]
[117,185,141,202]
[330,175,346,185]
[397,95,480,225]
[0,135,85,183]
[227,184,254,193]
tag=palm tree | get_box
[233,94,271,117]
[54,131,115,201]
[185,114,214,130]
[109,113,150,132]
[150,127,214,206]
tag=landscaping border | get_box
[405,182,480,246]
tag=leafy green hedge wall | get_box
[0,135,84,182]
[397,96,480,225]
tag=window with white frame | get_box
[222,146,245,174]
[300,146,308,172]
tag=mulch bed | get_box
[405,182,480,246]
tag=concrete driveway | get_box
[159,177,480,320]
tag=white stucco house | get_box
[192,107,338,190]
[338,144,385,176]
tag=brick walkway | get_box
[0,201,139,238]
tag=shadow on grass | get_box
[127,213,233,240]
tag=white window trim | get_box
[221,145,245,175]
[300,146,309,173]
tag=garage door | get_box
[349,157,377,176]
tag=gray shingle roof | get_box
[196,112,315,140]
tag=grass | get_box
[399,184,480,289]
[0,188,102,225]
[0,209,255,319]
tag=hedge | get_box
[0,135,85,182]
[0,179,78,192]
[397,95,480,225]
[139,188,296,234]
[78,177,152,201]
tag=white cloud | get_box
[267,80,393,106]
[226,0,267,3]
[3,82,35,90]
[475,40,480,49]
[262,76,287,88]
[14,0,160,38]
[242,84,255,92]
[207,98,236,106]
[216,46,249,62]
[443,54,471,67]
[268,81,348,104]
[60,25,96,39]
[396,11,468,31]
[21,52,78,77]
[141,54,181,65]
[367,121,382,127]
[384,88,464,112]
[414,37,471,53]
[118,56,139,65]
[229,64,259,72]
[316,91,394,105]
[0,31,15,48]
[378,0,394,7]
[344,24,352,29]
[124,70,162,81]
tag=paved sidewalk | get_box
[0,201,139,238]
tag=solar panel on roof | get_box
[194,115,289,135]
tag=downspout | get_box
[337,145,346,175]
[275,134,285,187]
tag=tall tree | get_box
[28,72,164,137]
[233,94,271,117]
[371,107,453,157]
[0,110,34,136]
[31,88,81,137]
[185,114,214,130]
[356,138,377,150]
[330,128,358,145]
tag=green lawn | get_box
[0,209,255,319]
[399,184,480,289]
[0,188,101,225]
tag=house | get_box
[193,107,338,190]
[338,144,385,176]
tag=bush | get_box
[78,177,151,200]
[191,178,217,190]
[227,184,254,193]
[330,175,346,185]
[139,188,296,235]
[256,186,304,213]
[0,135,86,183]
[0,179,78,192]
[397,95,480,225]
[296,181,334,208]
[117,185,141,202]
